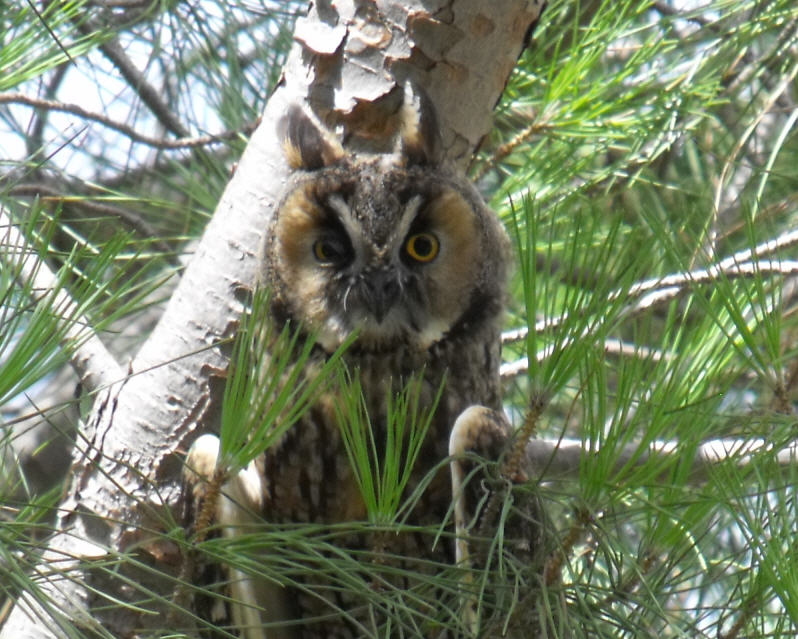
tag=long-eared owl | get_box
[184,87,531,639]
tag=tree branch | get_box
[0,92,256,149]
[6,182,177,259]
[75,15,189,139]
[712,60,798,233]
[0,207,122,392]
[526,435,798,482]
[500,338,672,380]
[502,227,798,347]
[26,64,70,161]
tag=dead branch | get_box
[0,93,255,149]
[526,434,798,482]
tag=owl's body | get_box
[185,90,525,639]
[260,131,508,526]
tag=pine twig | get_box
[719,589,762,639]
[0,206,122,393]
[502,393,546,482]
[543,507,591,587]
[0,93,255,149]
[502,227,798,347]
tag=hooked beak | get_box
[361,269,401,323]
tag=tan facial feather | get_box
[419,188,481,336]
[276,187,324,264]
[274,185,336,335]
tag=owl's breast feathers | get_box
[260,299,503,524]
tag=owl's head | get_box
[262,89,508,354]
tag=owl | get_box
[183,87,539,639]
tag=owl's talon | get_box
[182,433,225,535]
[450,406,494,568]
[449,405,512,636]
[183,435,291,639]
[183,434,222,491]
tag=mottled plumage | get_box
[184,88,537,639]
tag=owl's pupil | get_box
[414,236,432,256]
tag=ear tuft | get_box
[279,106,344,170]
[399,84,443,167]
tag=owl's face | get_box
[264,98,507,354]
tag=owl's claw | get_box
[183,433,266,527]
[182,435,294,639]
[449,405,513,636]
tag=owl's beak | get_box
[362,270,400,323]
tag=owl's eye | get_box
[312,235,351,265]
[404,232,439,263]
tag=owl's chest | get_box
[260,348,467,525]
[249,334,504,637]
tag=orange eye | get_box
[404,232,439,263]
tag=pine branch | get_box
[0,206,121,392]
[502,227,798,347]
[525,435,798,482]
